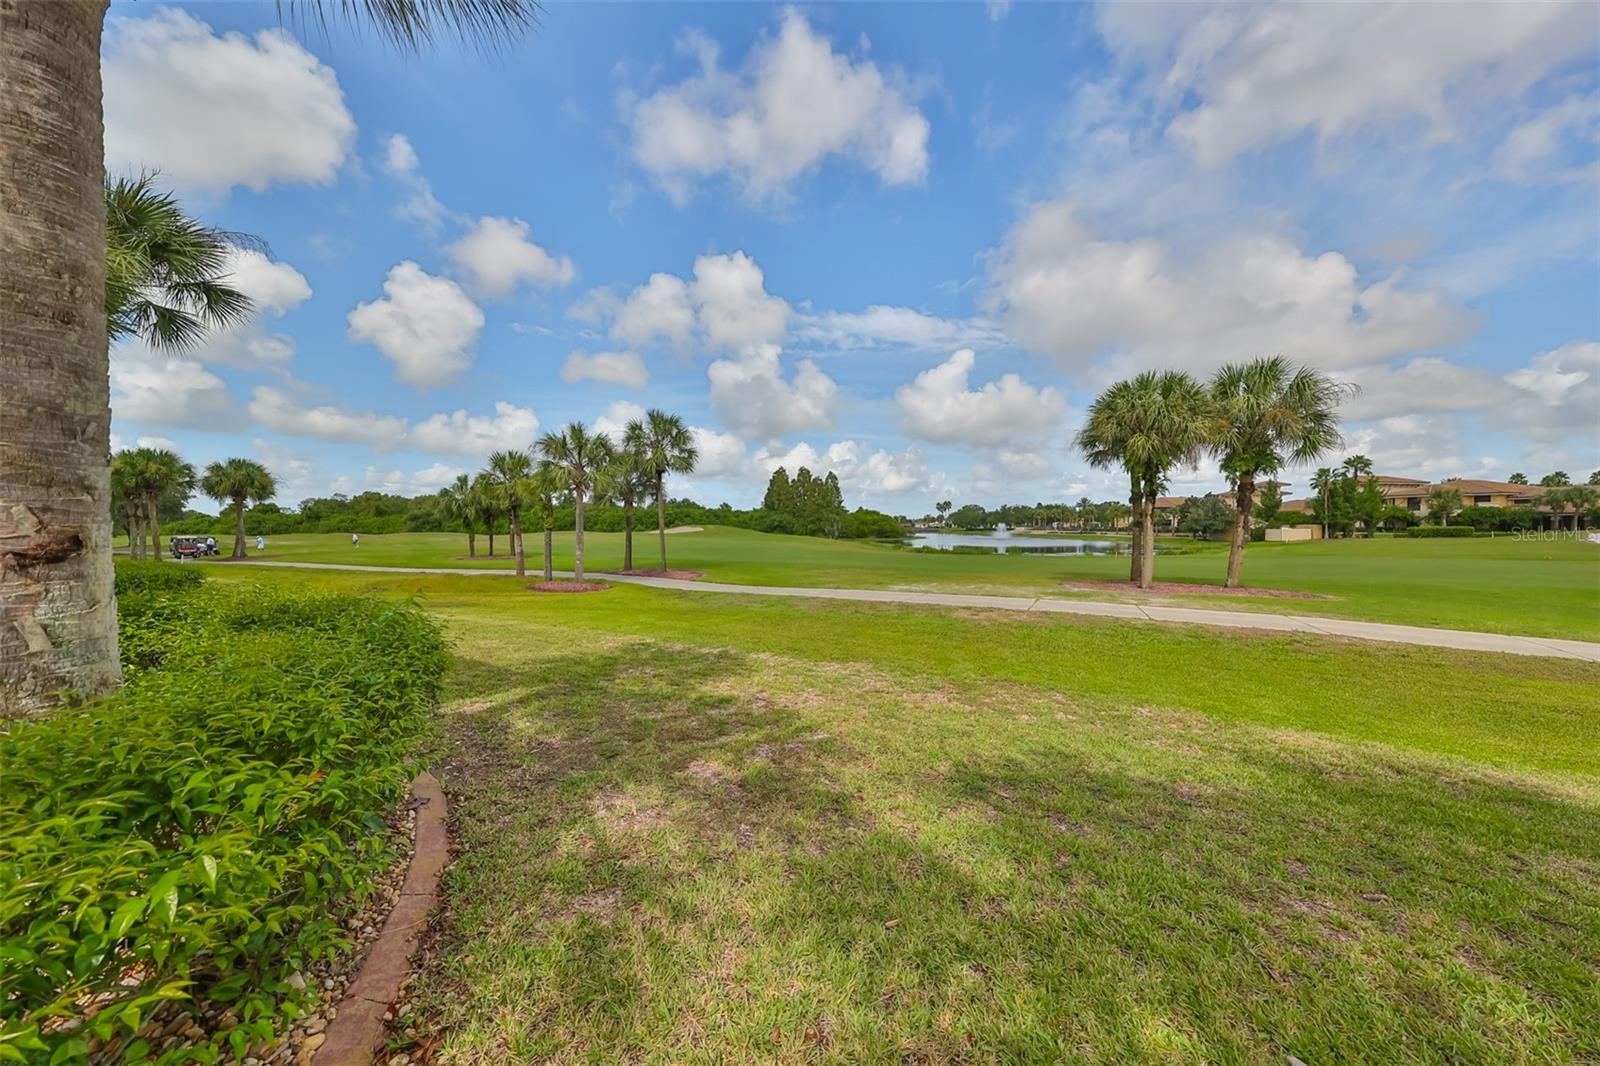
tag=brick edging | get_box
[312,772,448,1064]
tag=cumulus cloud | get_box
[561,350,649,389]
[110,346,233,428]
[688,426,753,479]
[447,216,575,297]
[593,400,647,444]
[365,462,466,495]
[752,440,932,498]
[347,262,485,387]
[407,402,539,457]
[986,200,1471,378]
[896,349,1066,446]
[626,10,929,204]
[180,247,312,369]
[612,273,696,349]
[709,347,838,441]
[1490,93,1600,185]
[609,252,791,354]
[103,9,356,195]
[1496,340,1599,443]
[1339,358,1505,422]
[248,386,407,447]
[1099,1,1595,165]
[381,133,449,232]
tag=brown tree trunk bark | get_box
[125,505,141,560]
[1,0,118,715]
[574,494,585,580]
[656,476,668,569]
[1225,478,1254,589]
[231,498,247,558]
[487,518,495,558]
[146,496,162,562]
[467,528,476,557]
[1139,497,1156,589]
[543,524,553,583]
[623,499,633,571]
[1127,485,1142,583]
[510,510,524,577]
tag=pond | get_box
[906,531,1124,555]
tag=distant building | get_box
[1280,475,1579,529]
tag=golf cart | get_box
[169,535,218,560]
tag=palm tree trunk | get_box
[623,499,634,571]
[543,524,553,583]
[574,494,586,580]
[656,475,668,570]
[125,504,141,560]
[509,509,524,577]
[487,519,495,558]
[467,527,476,557]
[232,498,247,558]
[1127,483,1142,583]
[1224,478,1253,589]
[146,496,162,562]
[1139,495,1156,589]
[0,0,119,715]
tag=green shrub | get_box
[0,581,447,1063]
[1404,525,1477,538]
[112,559,206,596]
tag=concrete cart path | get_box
[219,559,1600,663]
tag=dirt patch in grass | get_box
[605,567,704,580]
[526,580,611,593]
[1063,578,1330,600]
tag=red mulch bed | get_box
[603,567,704,580]
[1063,579,1329,600]
[525,581,611,593]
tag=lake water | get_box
[907,531,1123,555]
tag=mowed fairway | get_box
[210,526,1600,639]
[210,568,1600,1063]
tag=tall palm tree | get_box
[200,458,276,558]
[109,452,145,560]
[598,449,651,572]
[440,474,480,557]
[471,471,500,557]
[536,422,613,581]
[1209,357,1349,587]
[105,175,256,350]
[486,450,532,578]
[527,465,560,582]
[1426,487,1463,526]
[1310,467,1337,539]
[0,1,538,714]
[1538,485,1597,531]
[1077,371,1212,589]
[623,410,698,571]
[127,448,196,561]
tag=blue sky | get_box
[104,1,1600,513]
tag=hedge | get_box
[1404,525,1477,538]
[0,565,447,1063]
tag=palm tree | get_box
[0,1,537,714]
[536,423,613,581]
[1509,472,1528,485]
[623,410,698,571]
[1310,467,1337,539]
[486,450,532,578]
[1077,371,1212,589]
[105,175,256,349]
[1538,485,1598,531]
[109,452,145,560]
[598,449,651,572]
[471,471,499,557]
[1426,487,1463,526]
[527,465,560,582]
[1540,471,1572,487]
[440,474,480,557]
[1209,357,1349,586]
[125,448,196,561]
[200,458,276,558]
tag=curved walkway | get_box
[224,560,1600,663]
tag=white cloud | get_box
[1490,93,1600,185]
[110,346,233,427]
[626,10,930,204]
[103,9,355,195]
[986,200,1471,378]
[752,439,931,499]
[248,386,407,447]
[896,348,1066,446]
[347,262,485,387]
[594,400,647,444]
[365,462,466,496]
[688,426,752,479]
[709,346,838,441]
[447,216,575,297]
[407,402,539,457]
[1339,358,1505,422]
[383,133,419,174]
[612,273,696,349]
[381,133,449,232]
[796,306,1004,352]
[1100,1,1596,165]
[567,287,624,325]
[1496,340,1599,442]
[183,247,312,369]
[561,350,649,389]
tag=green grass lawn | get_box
[202,526,1600,640]
[211,568,1600,1063]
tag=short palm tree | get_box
[105,175,257,350]
[1310,467,1338,538]
[1209,357,1349,586]
[536,423,613,581]
[109,452,146,560]
[471,471,500,557]
[526,465,560,582]
[1,0,540,713]
[1077,370,1212,589]
[128,448,196,561]
[598,449,652,572]
[623,410,698,571]
[1539,484,1598,531]
[486,450,533,577]
[440,474,481,556]
[200,458,276,558]
[1427,487,1463,526]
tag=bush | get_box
[1405,525,1477,538]
[0,579,447,1062]
[112,559,206,596]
